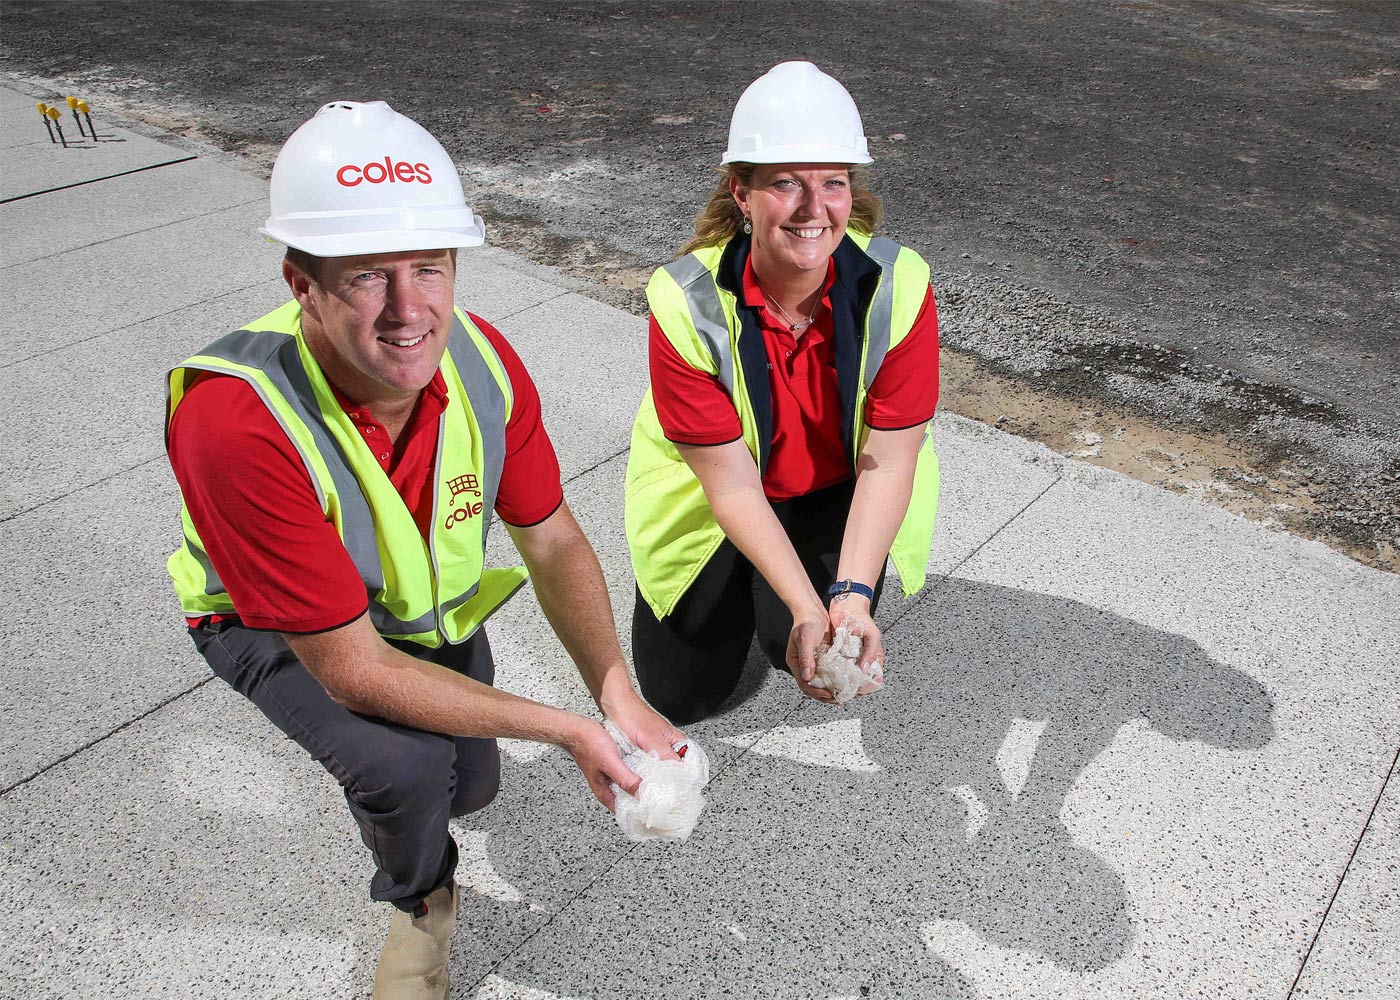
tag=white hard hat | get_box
[261,100,485,257]
[721,61,873,166]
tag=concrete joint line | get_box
[563,444,632,486]
[1285,741,1400,999]
[882,473,1064,638]
[469,700,788,988]
[0,675,215,798]
[471,839,642,989]
[488,288,572,325]
[0,453,166,526]
[0,155,199,204]
[0,196,265,272]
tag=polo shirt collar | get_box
[329,370,449,428]
[718,231,881,302]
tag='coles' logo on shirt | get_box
[336,157,433,187]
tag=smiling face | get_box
[286,249,457,414]
[731,163,852,281]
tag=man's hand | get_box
[787,604,835,702]
[604,689,686,760]
[829,593,885,695]
[562,717,642,812]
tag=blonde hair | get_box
[678,163,882,258]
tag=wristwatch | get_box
[827,579,875,601]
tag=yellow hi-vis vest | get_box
[166,301,528,647]
[626,231,941,620]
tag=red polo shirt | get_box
[649,255,939,501]
[168,313,563,634]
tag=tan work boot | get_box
[372,881,459,1000]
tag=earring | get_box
[742,217,752,235]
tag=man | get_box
[165,100,683,999]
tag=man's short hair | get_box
[284,247,324,283]
[284,247,459,286]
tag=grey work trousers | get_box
[190,621,499,913]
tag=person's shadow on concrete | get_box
[462,576,1275,998]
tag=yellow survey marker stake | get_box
[77,99,97,139]
[37,102,57,143]
[45,105,67,147]
[65,95,87,138]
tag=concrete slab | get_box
[0,682,383,999]
[0,460,199,791]
[878,412,1062,626]
[0,107,195,203]
[456,251,569,327]
[1292,765,1400,996]
[0,276,289,521]
[494,292,650,481]
[896,464,1400,997]
[0,669,682,1000]
[471,512,1400,1000]
[1,154,263,267]
[0,460,703,999]
[0,84,39,111]
[0,196,281,368]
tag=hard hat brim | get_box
[260,226,486,257]
[720,142,873,166]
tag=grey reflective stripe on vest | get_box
[862,236,901,390]
[663,255,735,396]
[196,329,387,593]
[186,525,224,594]
[369,603,439,637]
[433,314,510,625]
[447,315,509,530]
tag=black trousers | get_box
[632,479,885,725]
[191,621,499,912]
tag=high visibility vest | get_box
[166,301,528,647]
[626,231,941,619]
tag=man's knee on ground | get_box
[350,729,457,817]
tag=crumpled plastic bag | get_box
[810,625,884,705]
[605,720,710,841]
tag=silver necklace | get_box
[759,285,820,333]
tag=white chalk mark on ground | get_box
[475,973,583,999]
[995,717,1049,799]
[719,718,883,772]
[923,920,1109,998]
[728,923,748,942]
[947,784,990,840]
[452,829,525,904]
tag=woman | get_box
[625,61,941,724]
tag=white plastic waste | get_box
[810,625,884,705]
[605,720,710,842]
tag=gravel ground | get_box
[3,0,1396,569]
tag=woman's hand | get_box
[828,593,885,693]
[787,602,836,702]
